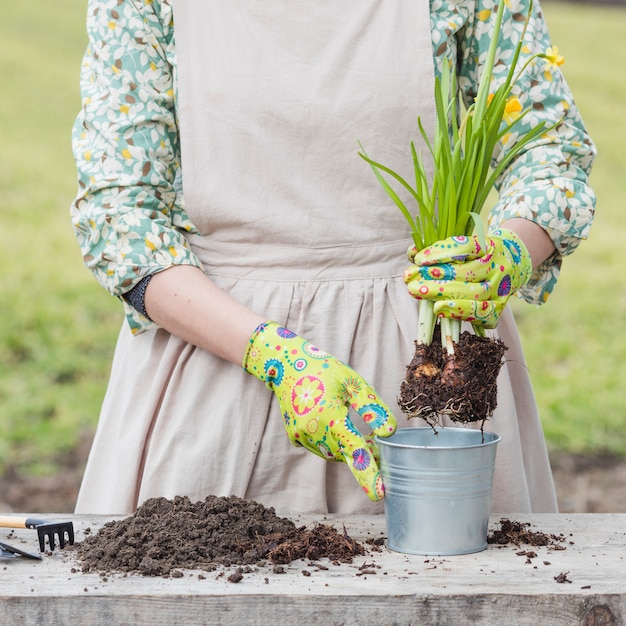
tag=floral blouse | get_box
[71,0,596,334]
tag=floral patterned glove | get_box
[404,228,532,328]
[243,322,397,501]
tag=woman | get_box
[71,0,595,515]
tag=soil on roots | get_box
[72,495,366,577]
[399,327,507,426]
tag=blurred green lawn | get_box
[511,1,626,453]
[1,1,625,478]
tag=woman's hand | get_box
[243,322,397,501]
[404,228,532,328]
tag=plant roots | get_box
[399,326,507,426]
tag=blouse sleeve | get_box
[431,0,596,305]
[70,0,202,334]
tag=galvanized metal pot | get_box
[376,427,500,556]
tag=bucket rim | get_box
[374,426,500,450]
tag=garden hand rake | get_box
[0,516,74,552]
[0,540,42,560]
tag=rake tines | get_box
[0,516,75,552]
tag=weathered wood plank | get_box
[1,513,625,625]
[1,594,624,626]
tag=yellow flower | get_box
[544,46,565,70]
[503,96,523,124]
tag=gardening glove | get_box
[243,321,397,501]
[404,228,532,328]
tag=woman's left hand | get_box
[404,228,532,328]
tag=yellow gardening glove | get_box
[404,228,532,328]
[243,322,397,501]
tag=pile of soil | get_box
[73,495,365,578]
[488,518,572,581]
[487,518,568,549]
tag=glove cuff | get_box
[242,320,275,371]
[490,227,532,290]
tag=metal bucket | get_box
[376,427,500,556]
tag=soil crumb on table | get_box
[487,518,568,549]
[73,495,365,577]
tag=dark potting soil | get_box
[399,327,507,425]
[73,495,366,577]
[487,518,569,550]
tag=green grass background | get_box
[1,1,625,479]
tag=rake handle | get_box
[0,516,49,530]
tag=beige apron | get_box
[75,0,557,515]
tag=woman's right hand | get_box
[243,321,397,501]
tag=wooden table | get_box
[1,513,625,625]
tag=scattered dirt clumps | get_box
[487,518,568,550]
[73,495,365,577]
